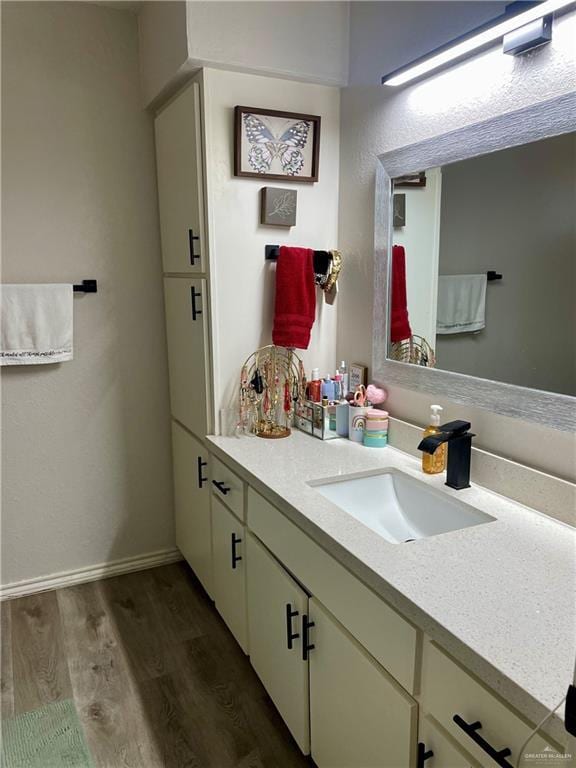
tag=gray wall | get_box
[436,134,576,396]
[1,2,174,588]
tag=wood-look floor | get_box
[0,563,312,768]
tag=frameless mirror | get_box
[373,94,576,431]
[389,132,576,397]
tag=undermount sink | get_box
[309,469,495,544]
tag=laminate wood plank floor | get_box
[1,562,312,768]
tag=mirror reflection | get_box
[389,132,576,397]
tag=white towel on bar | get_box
[0,284,73,365]
[436,274,487,334]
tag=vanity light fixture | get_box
[382,0,576,87]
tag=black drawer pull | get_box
[197,456,208,489]
[212,480,231,496]
[453,715,513,768]
[188,228,200,265]
[302,615,315,661]
[231,533,242,569]
[417,742,434,767]
[285,604,300,650]
[191,287,202,321]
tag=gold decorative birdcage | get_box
[238,345,306,438]
[389,335,436,367]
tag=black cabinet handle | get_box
[191,287,202,321]
[231,533,242,569]
[197,456,208,489]
[417,742,434,767]
[188,228,200,265]
[285,604,300,650]
[212,480,231,496]
[453,715,513,768]
[302,615,315,661]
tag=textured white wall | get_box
[338,8,576,480]
[138,1,350,106]
[186,2,349,86]
[201,69,340,425]
[138,1,189,107]
[1,2,174,588]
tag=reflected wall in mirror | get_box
[389,132,576,397]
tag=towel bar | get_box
[265,245,332,263]
[73,279,97,293]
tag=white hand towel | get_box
[0,284,73,365]
[436,274,487,335]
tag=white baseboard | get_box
[0,547,183,601]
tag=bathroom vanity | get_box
[172,420,575,767]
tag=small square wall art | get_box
[260,187,297,227]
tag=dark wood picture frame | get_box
[234,106,321,183]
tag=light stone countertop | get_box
[207,431,576,745]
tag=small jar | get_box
[363,431,388,448]
[365,409,389,432]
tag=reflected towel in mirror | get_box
[436,274,487,334]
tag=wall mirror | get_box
[373,93,576,431]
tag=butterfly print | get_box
[243,114,310,175]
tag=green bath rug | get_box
[1,699,94,768]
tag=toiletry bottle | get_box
[321,377,335,401]
[339,361,349,396]
[422,405,447,475]
[333,373,343,401]
[309,368,321,403]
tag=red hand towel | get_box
[390,244,412,343]
[272,246,316,350]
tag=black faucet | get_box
[418,420,475,490]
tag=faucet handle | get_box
[438,420,471,437]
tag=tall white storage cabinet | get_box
[155,77,214,584]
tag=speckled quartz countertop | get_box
[207,431,575,744]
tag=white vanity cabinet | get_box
[246,533,310,753]
[163,277,210,439]
[154,81,205,275]
[205,448,568,768]
[417,716,474,768]
[309,597,417,768]
[172,422,212,596]
[421,640,563,766]
[211,495,248,652]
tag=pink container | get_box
[365,409,389,432]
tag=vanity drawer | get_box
[211,456,245,521]
[421,640,563,766]
[247,487,418,694]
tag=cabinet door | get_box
[171,421,212,597]
[155,81,205,274]
[164,277,209,438]
[246,533,310,754]
[418,716,473,768]
[309,598,417,768]
[212,496,247,652]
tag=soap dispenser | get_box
[422,405,447,475]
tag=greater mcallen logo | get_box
[523,745,573,762]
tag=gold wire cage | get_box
[238,345,305,438]
[389,335,436,367]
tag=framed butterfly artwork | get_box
[234,106,321,182]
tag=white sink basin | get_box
[310,469,495,544]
